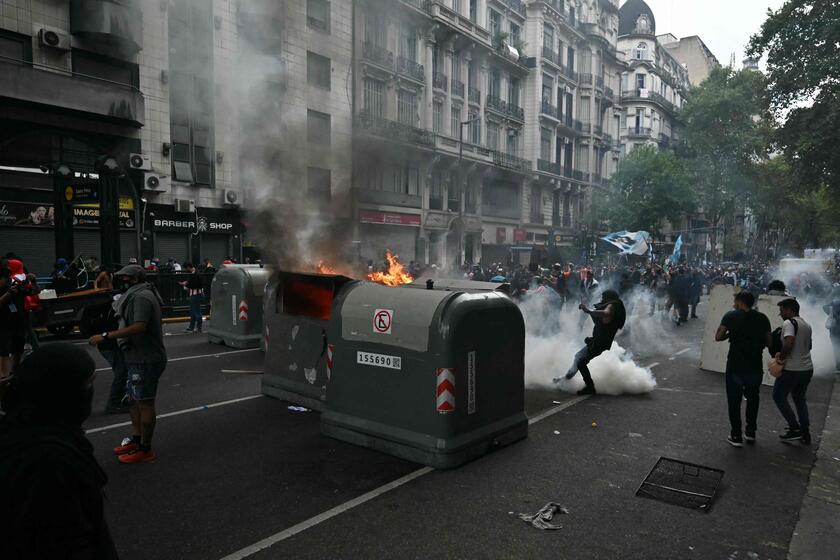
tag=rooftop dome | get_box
[619,0,656,36]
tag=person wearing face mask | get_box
[0,344,118,559]
[88,264,167,464]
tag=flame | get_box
[367,250,414,286]
[316,260,338,275]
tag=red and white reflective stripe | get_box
[436,368,455,414]
[238,300,249,321]
[326,344,334,381]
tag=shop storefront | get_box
[145,204,241,266]
[358,210,421,264]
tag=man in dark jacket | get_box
[0,344,118,559]
[670,267,692,325]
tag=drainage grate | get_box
[636,457,724,512]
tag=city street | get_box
[62,312,835,560]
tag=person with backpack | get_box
[772,298,814,444]
[715,291,771,447]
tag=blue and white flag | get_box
[601,230,650,256]
[669,235,683,264]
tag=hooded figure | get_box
[0,344,118,559]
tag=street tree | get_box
[605,144,693,239]
[748,0,840,191]
[679,66,773,258]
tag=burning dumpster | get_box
[261,271,356,410]
[206,265,272,349]
[321,281,528,469]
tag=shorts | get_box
[125,362,166,401]
[0,330,25,357]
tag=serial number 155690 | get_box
[356,351,402,370]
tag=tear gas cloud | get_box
[518,291,658,396]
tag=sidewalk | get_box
[789,373,840,559]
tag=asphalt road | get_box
[46,310,834,560]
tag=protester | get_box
[824,287,840,371]
[0,344,118,558]
[689,269,704,318]
[558,290,627,395]
[94,263,115,290]
[0,261,27,377]
[670,267,691,325]
[773,298,814,444]
[88,264,167,464]
[180,262,205,333]
[715,291,771,447]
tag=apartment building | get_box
[658,33,719,87]
[616,0,689,155]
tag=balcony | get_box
[538,159,562,176]
[491,150,532,173]
[505,0,527,17]
[592,124,603,137]
[486,94,506,114]
[627,126,653,138]
[468,87,481,104]
[0,57,144,127]
[542,46,560,66]
[595,75,604,90]
[621,89,679,114]
[356,112,436,148]
[397,56,425,82]
[602,132,613,145]
[559,65,578,82]
[399,0,432,12]
[433,72,448,91]
[603,86,614,102]
[452,79,465,98]
[362,42,394,69]
[70,0,142,54]
[507,101,524,121]
[430,2,491,46]
[540,101,560,120]
[572,170,590,182]
[578,72,593,87]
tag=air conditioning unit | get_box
[500,42,520,62]
[174,198,195,213]
[223,189,240,207]
[143,172,170,193]
[129,153,152,171]
[38,27,71,51]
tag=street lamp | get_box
[457,117,481,269]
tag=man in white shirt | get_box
[773,298,814,444]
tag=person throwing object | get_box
[557,290,626,395]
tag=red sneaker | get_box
[118,449,156,464]
[113,441,140,455]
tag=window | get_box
[307,52,331,90]
[452,0,462,14]
[465,179,478,213]
[579,97,590,125]
[469,111,481,144]
[451,106,461,137]
[169,0,214,186]
[507,129,519,156]
[540,128,552,161]
[567,46,575,72]
[307,167,331,201]
[448,171,460,211]
[636,73,646,90]
[430,171,445,210]
[364,164,419,195]
[489,10,501,38]
[307,0,330,32]
[397,90,418,126]
[487,122,500,150]
[0,29,32,64]
[563,193,571,227]
[489,67,501,98]
[635,42,648,60]
[467,60,477,90]
[483,181,519,215]
[364,78,385,117]
[452,52,461,82]
[543,24,554,50]
[509,23,520,47]
[72,49,139,88]
[433,101,443,134]
[399,22,417,62]
[364,14,384,46]
[531,185,541,217]
[307,110,331,145]
[469,0,477,22]
[542,75,553,103]
[508,78,520,107]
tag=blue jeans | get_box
[99,347,127,407]
[189,294,203,331]
[773,370,813,431]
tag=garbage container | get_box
[206,265,272,349]
[261,271,356,410]
[322,282,527,468]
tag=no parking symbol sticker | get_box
[373,308,393,335]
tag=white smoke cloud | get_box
[519,293,657,396]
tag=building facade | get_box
[657,33,719,87]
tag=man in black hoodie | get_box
[557,290,627,395]
[0,344,118,559]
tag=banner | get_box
[670,235,683,264]
[0,200,135,229]
[601,230,650,256]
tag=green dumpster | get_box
[206,265,272,349]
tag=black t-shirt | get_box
[721,309,771,375]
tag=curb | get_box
[788,373,840,559]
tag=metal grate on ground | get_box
[636,457,724,512]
